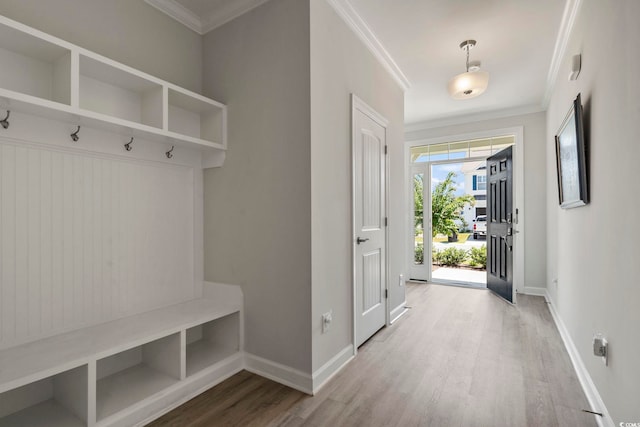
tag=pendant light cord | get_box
[465,43,470,72]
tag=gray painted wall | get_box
[0,0,203,92]
[202,0,312,372]
[310,0,405,371]
[405,112,548,290]
[545,0,640,421]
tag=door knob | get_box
[356,237,369,244]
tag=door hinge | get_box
[385,289,388,299]
[384,217,388,227]
[384,145,388,155]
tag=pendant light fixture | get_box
[448,40,489,99]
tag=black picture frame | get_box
[555,93,588,208]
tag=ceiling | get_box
[346,0,569,126]
[148,0,573,127]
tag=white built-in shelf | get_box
[0,299,241,426]
[0,15,226,167]
[186,312,240,377]
[97,365,178,421]
[0,365,88,427]
[0,299,239,393]
[96,333,181,421]
[0,400,85,427]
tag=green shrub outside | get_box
[468,245,487,267]
[415,244,424,264]
[432,247,441,265]
[438,247,468,267]
[431,245,487,269]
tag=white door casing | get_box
[352,95,387,348]
[404,127,524,292]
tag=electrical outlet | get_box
[399,274,404,287]
[322,311,332,334]
[593,334,608,366]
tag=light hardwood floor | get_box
[149,283,597,427]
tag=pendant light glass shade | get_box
[448,39,489,100]
[448,70,489,99]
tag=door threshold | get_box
[431,279,487,290]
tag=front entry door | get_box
[487,147,514,303]
[353,97,387,347]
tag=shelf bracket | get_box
[0,110,9,129]
[70,126,81,142]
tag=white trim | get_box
[145,0,204,34]
[326,0,410,92]
[404,127,525,295]
[544,291,614,427]
[405,104,544,133]
[312,346,353,394]
[244,353,313,395]
[352,94,389,127]
[542,0,584,107]
[201,0,271,34]
[521,286,547,297]
[145,0,270,35]
[390,302,409,324]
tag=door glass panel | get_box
[470,139,493,157]
[428,143,448,162]
[413,173,424,265]
[449,141,468,160]
[410,145,429,163]
[413,172,424,265]
[491,136,514,154]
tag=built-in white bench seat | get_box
[0,298,243,427]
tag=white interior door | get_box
[352,96,387,347]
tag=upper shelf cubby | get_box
[168,88,226,148]
[0,23,71,106]
[0,15,227,168]
[79,55,163,129]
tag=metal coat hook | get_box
[166,146,174,159]
[124,137,134,151]
[70,126,81,142]
[0,110,9,129]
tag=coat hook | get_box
[70,126,81,142]
[124,137,134,151]
[166,146,174,159]
[0,110,9,129]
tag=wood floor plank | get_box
[148,284,597,427]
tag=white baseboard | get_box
[390,301,409,324]
[521,286,547,297]
[244,352,313,395]
[312,345,353,394]
[544,291,614,427]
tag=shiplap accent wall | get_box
[0,135,196,350]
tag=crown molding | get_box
[542,0,583,107]
[404,104,544,134]
[326,0,411,92]
[145,0,203,34]
[145,0,270,35]
[201,0,272,33]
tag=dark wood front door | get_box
[487,147,514,303]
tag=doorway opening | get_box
[409,135,516,287]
